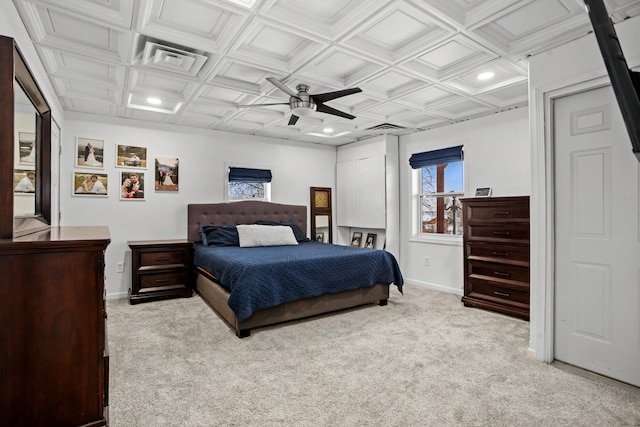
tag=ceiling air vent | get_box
[365,123,407,131]
[140,38,208,77]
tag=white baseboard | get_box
[403,278,463,296]
[106,291,128,300]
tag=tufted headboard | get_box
[188,201,308,243]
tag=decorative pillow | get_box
[255,220,310,242]
[199,225,240,247]
[237,224,299,247]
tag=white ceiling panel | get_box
[11,0,640,145]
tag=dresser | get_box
[128,239,193,304]
[0,226,111,427]
[461,196,530,319]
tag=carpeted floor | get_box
[107,285,640,426]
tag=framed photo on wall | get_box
[13,169,36,193]
[155,156,179,191]
[116,144,147,169]
[350,232,362,247]
[73,172,108,196]
[120,171,145,200]
[75,137,104,169]
[18,132,36,165]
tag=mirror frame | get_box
[0,35,51,239]
[310,186,332,244]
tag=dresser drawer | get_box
[139,271,187,290]
[466,242,529,264]
[468,277,529,306]
[464,201,529,221]
[466,223,529,242]
[468,260,529,283]
[139,250,185,266]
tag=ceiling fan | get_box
[239,77,362,125]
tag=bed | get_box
[188,201,403,337]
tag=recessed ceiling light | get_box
[323,127,333,133]
[477,71,495,81]
[147,97,162,105]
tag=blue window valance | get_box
[409,145,463,169]
[229,167,272,183]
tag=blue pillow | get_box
[255,220,310,242]
[199,225,240,247]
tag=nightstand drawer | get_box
[468,278,529,305]
[139,271,187,289]
[140,250,184,266]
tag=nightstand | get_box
[128,239,193,304]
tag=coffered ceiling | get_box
[12,0,640,146]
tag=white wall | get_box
[398,107,530,294]
[528,14,640,361]
[62,114,337,299]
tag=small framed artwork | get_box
[155,156,179,191]
[73,172,108,196]
[365,233,377,249]
[18,132,36,165]
[120,171,145,200]
[13,169,36,193]
[350,232,362,247]
[76,137,105,168]
[116,144,147,169]
[316,232,324,243]
[474,187,492,197]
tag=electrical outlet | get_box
[424,257,430,266]
[116,262,124,273]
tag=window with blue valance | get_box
[409,145,463,169]
[228,167,272,183]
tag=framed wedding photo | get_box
[155,156,179,191]
[350,232,362,247]
[76,137,104,169]
[120,171,145,200]
[316,232,324,243]
[474,187,492,197]
[116,144,147,169]
[73,172,108,197]
[365,233,377,249]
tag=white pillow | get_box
[237,224,299,247]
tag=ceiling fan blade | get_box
[288,115,299,126]
[311,87,362,104]
[266,77,299,98]
[237,102,290,108]
[315,103,356,120]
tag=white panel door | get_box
[554,85,640,386]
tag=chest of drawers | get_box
[461,196,530,320]
[128,239,193,304]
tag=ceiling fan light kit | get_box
[241,77,362,125]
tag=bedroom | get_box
[1,0,639,425]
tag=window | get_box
[227,166,271,201]
[410,146,464,236]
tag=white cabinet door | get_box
[336,155,385,228]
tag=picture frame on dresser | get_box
[474,187,492,197]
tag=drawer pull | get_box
[155,257,170,262]
[493,231,510,236]
[494,291,510,297]
[155,278,170,283]
[494,211,511,216]
[492,251,509,257]
[493,271,511,277]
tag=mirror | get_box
[0,36,52,239]
[310,187,332,243]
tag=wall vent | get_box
[365,123,407,131]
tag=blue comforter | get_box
[194,241,403,321]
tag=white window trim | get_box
[224,161,272,202]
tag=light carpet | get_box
[107,285,640,426]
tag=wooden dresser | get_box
[461,196,530,320]
[128,239,193,304]
[0,226,111,427]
